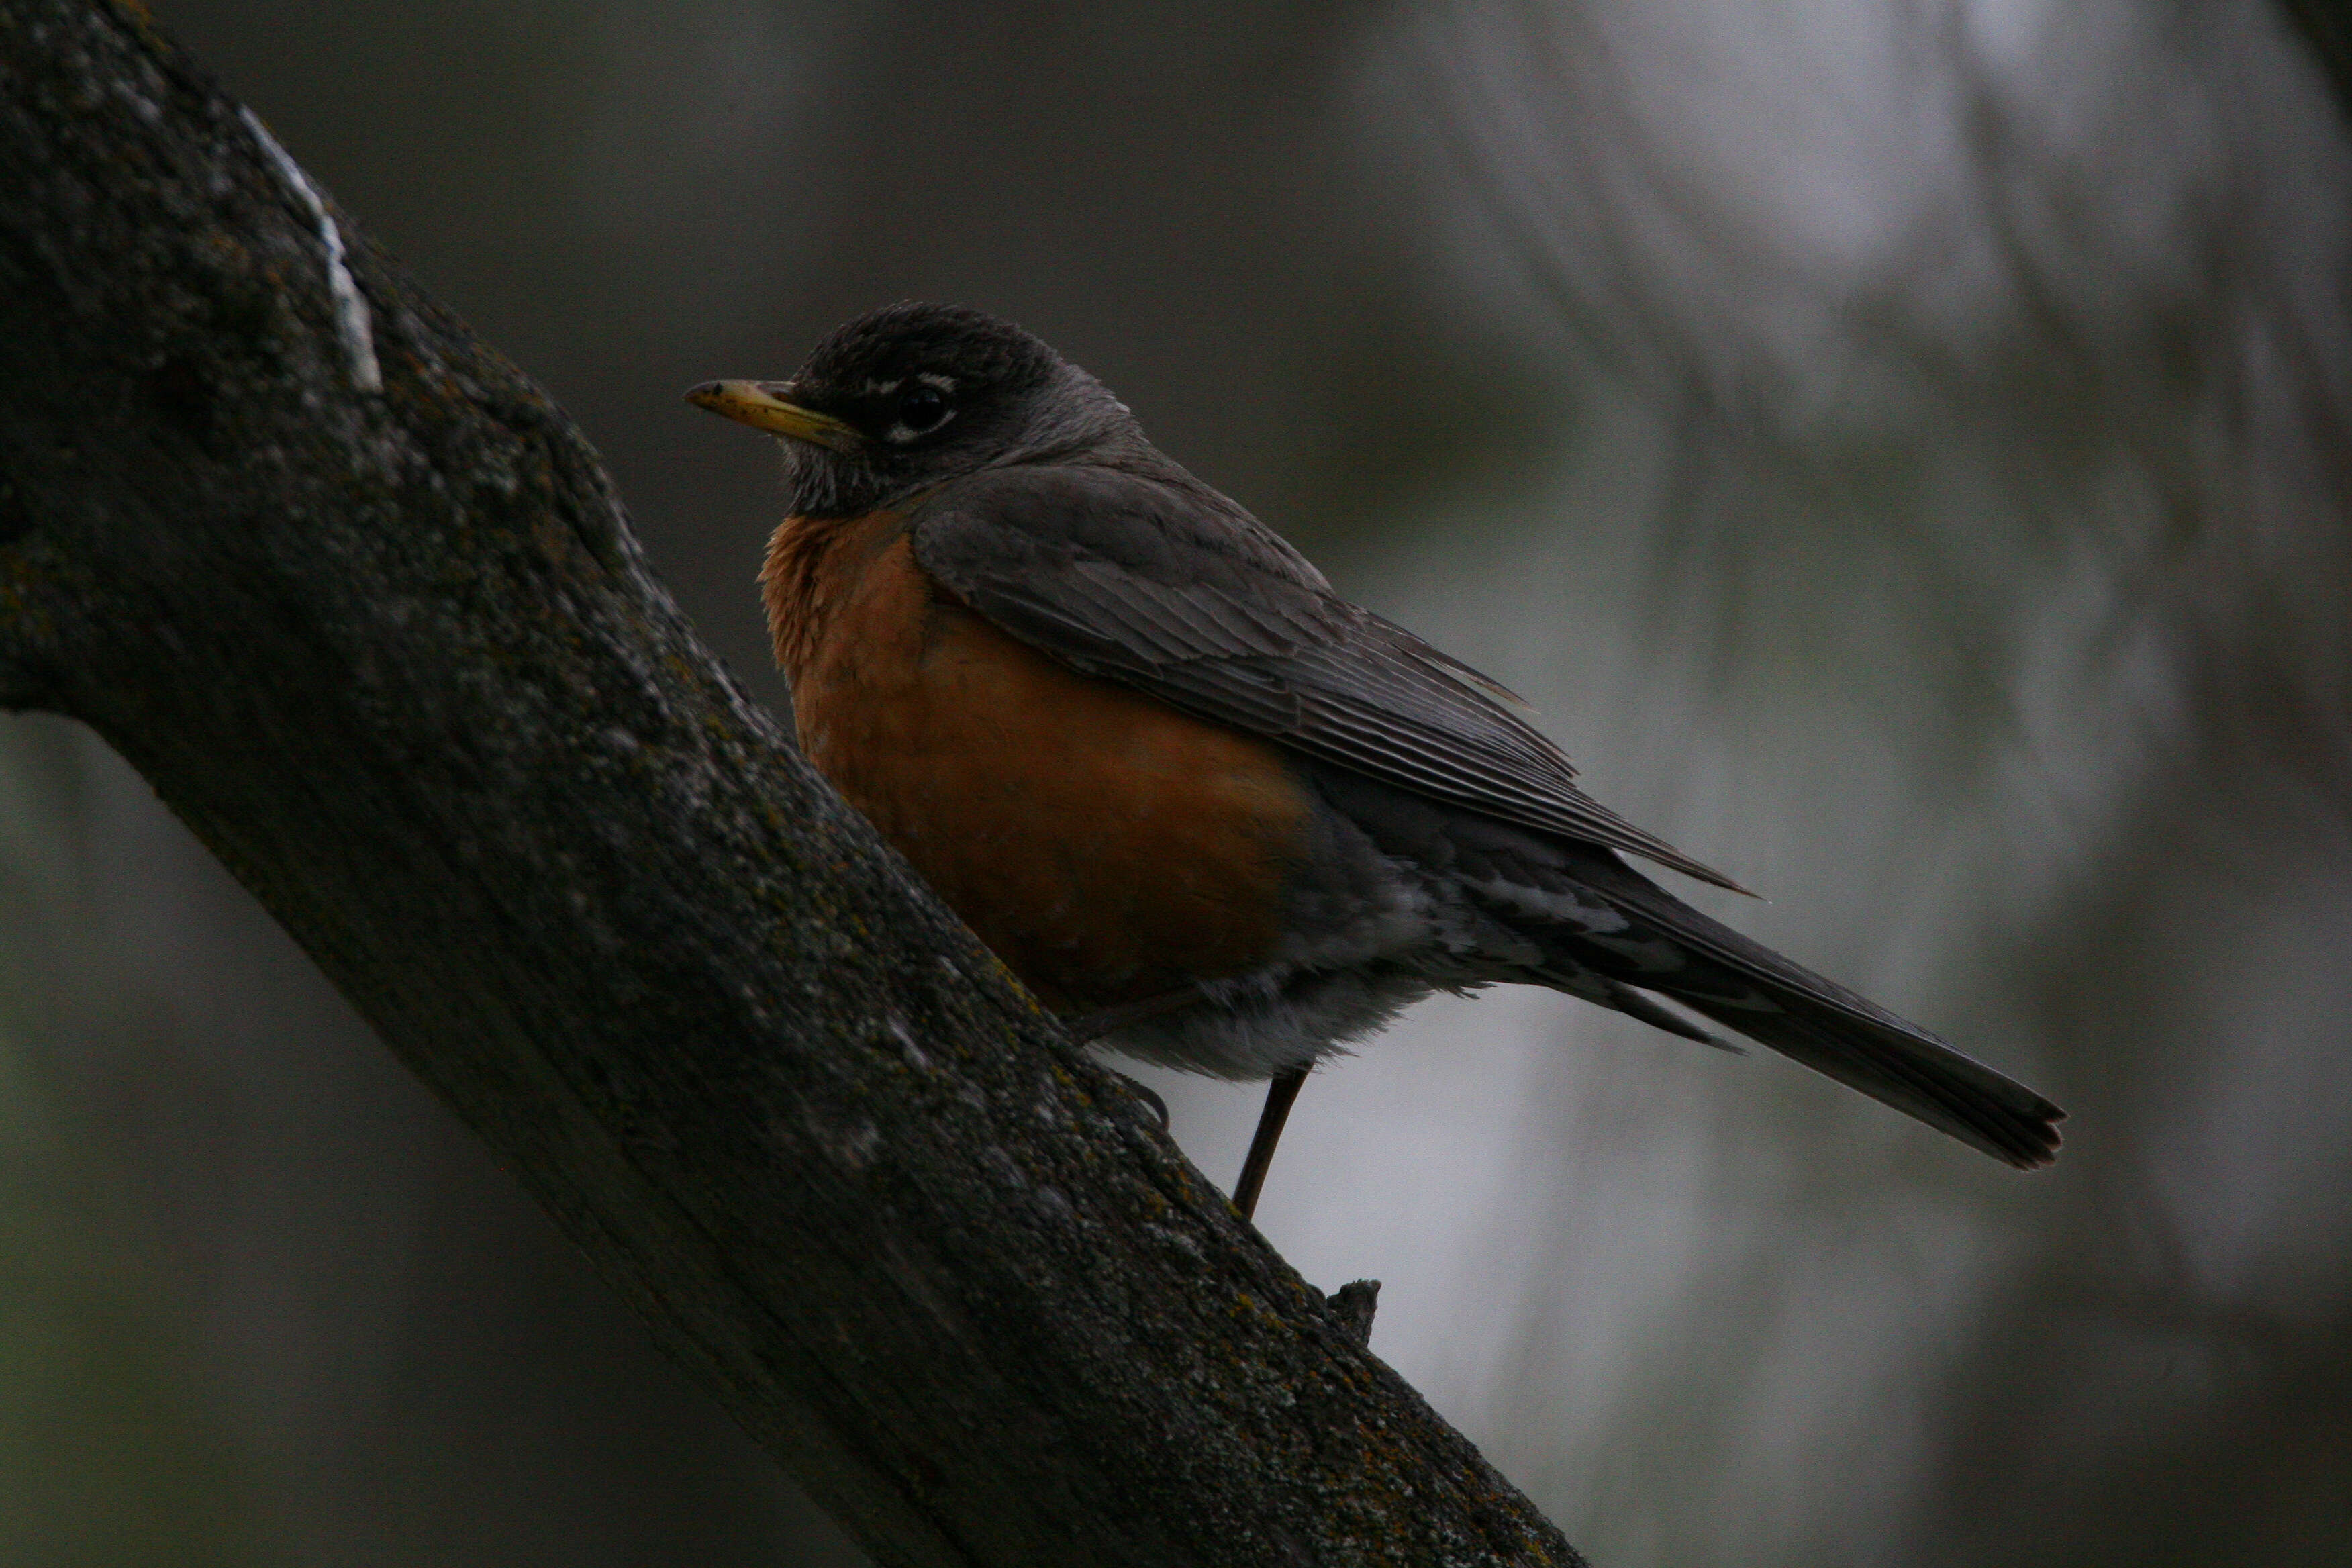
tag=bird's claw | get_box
[1112,1071,1169,1132]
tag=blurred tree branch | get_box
[2282,0,2352,115]
[0,3,1579,1564]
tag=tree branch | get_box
[0,4,1581,1563]
[2282,0,2352,119]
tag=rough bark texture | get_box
[0,4,1583,1564]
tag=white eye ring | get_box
[884,408,955,444]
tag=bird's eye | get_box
[895,385,950,436]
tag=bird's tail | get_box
[1665,973,2063,1169]
[1568,860,2065,1169]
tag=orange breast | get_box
[763,510,1310,1010]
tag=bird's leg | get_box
[1232,1065,1308,1221]
[1057,987,1205,1133]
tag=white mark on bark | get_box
[886,1014,932,1071]
[240,108,383,393]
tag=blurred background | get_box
[3,0,2349,1561]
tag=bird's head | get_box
[689,301,1138,518]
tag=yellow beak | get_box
[685,380,861,451]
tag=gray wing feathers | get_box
[914,465,1747,892]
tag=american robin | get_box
[689,302,2063,1217]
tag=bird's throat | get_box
[758,509,911,685]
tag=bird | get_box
[688,302,2063,1218]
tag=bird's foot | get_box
[1110,1071,1170,1132]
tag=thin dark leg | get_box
[1232,1066,1308,1222]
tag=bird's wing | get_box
[910,464,1747,893]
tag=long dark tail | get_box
[1564,855,2065,1170]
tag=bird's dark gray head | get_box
[689,302,1141,518]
